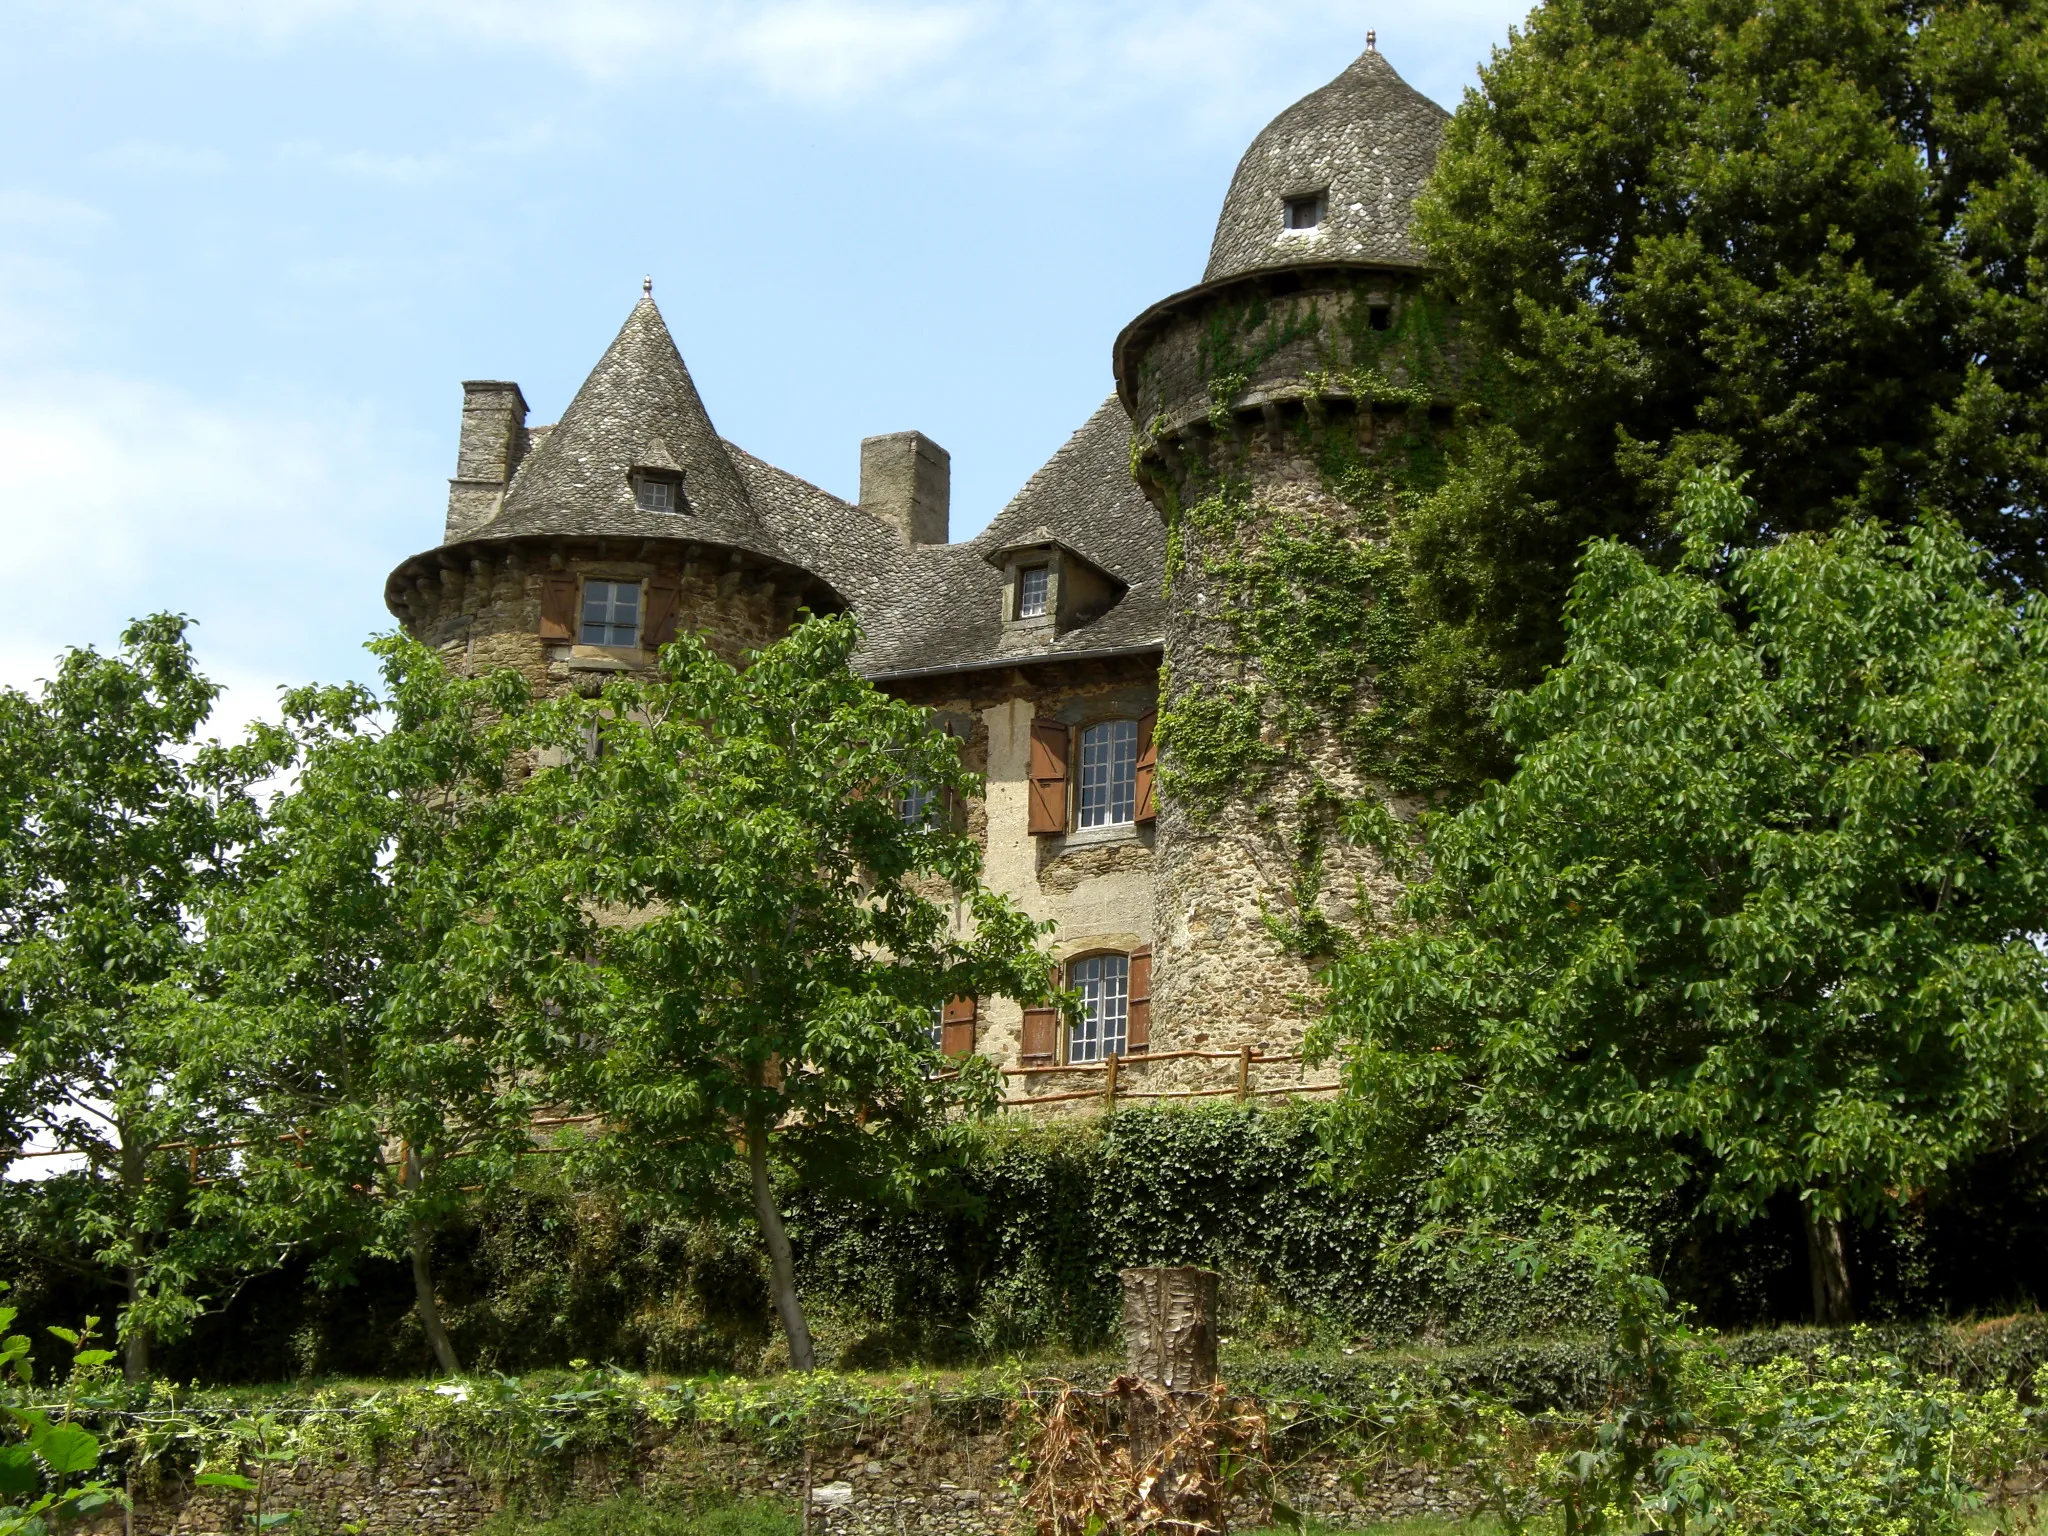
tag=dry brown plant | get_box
[1013,1377,1271,1536]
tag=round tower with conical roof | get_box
[1115,44,1460,1051]
[386,295,841,693]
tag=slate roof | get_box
[473,297,796,567]
[719,398,1164,678]
[844,396,1165,679]
[1205,47,1448,282]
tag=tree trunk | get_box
[746,1108,816,1372]
[1804,1205,1855,1325]
[122,1262,150,1384]
[119,1131,150,1384]
[409,1224,462,1376]
[403,1147,462,1375]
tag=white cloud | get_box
[48,0,1489,131]
[0,370,428,736]
[0,188,111,238]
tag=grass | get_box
[478,1494,798,1536]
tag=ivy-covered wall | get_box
[1121,268,1469,1051]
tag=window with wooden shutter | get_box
[539,574,579,640]
[941,996,977,1058]
[1028,719,1071,836]
[1020,1003,1059,1064]
[644,577,682,650]
[1127,945,1152,1053]
[1135,712,1159,824]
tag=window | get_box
[1068,954,1129,1063]
[928,1002,945,1051]
[1016,565,1050,620]
[898,780,937,829]
[1285,193,1324,231]
[637,478,676,512]
[580,579,642,647]
[1368,303,1393,332]
[1077,719,1138,829]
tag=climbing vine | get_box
[1139,278,1470,955]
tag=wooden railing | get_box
[997,1044,1340,1111]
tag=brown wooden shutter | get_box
[941,995,977,1058]
[643,577,681,650]
[1135,712,1159,824]
[1020,1003,1059,1064]
[539,575,579,640]
[1126,946,1152,1053]
[1028,719,1071,836]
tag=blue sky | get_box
[0,0,1531,733]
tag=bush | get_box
[1,1104,2042,1382]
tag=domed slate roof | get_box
[1204,46,1449,283]
[476,296,793,567]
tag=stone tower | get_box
[1114,46,1459,1048]
[385,295,841,692]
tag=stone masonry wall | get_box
[390,539,806,696]
[1123,269,1459,1066]
[106,1420,1482,1536]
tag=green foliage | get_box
[196,633,546,1375]
[0,614,290,1373]
[1155,285,1465,828]
[1405,0,2048,765]
[1320,474,2048,1315]
[489,613,1055,1370]
[0,1288,121,1535]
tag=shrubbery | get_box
[2,1103,2042,1384]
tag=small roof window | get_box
[1016,565,1050,620]
[1284,193,1325,231]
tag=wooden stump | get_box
[1121,1266,1219,1390]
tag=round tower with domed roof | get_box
[1116,42,1461,1051]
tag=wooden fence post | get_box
[1105,1052,1120,1110]
[1237,1045,1252,1102]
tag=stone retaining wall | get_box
[101,1421,1481,1536]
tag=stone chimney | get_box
[859,431,950,545]
[445,381,530,542]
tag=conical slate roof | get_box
[476,297,791,565]
[1205,47,1449,282]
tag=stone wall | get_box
[105,1418,1482,1536]
[890,658,1161,1082]
[1122,267,1460,1060]
[388,537,808,697]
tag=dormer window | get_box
[581,579,641,647]
[1284,192,1325,231]
[1016,565,1050,620]
[635,471,683,513]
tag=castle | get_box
[384,42,1454,1103]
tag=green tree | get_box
[1406,0,2048,773]
[0,616,286,1378]
[196,636,544,1375]
[1319,474,2048,1323]
[493,615,1054,1370]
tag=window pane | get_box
[1017,566,1049,619]
[1077,719,1138,828]
[580,580,642,647]
[1069,954,1129,1063]
[638,479,672,512]
[899,781,935,829]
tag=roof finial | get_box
[1366,28,1377,50]
[642,275,653,299]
